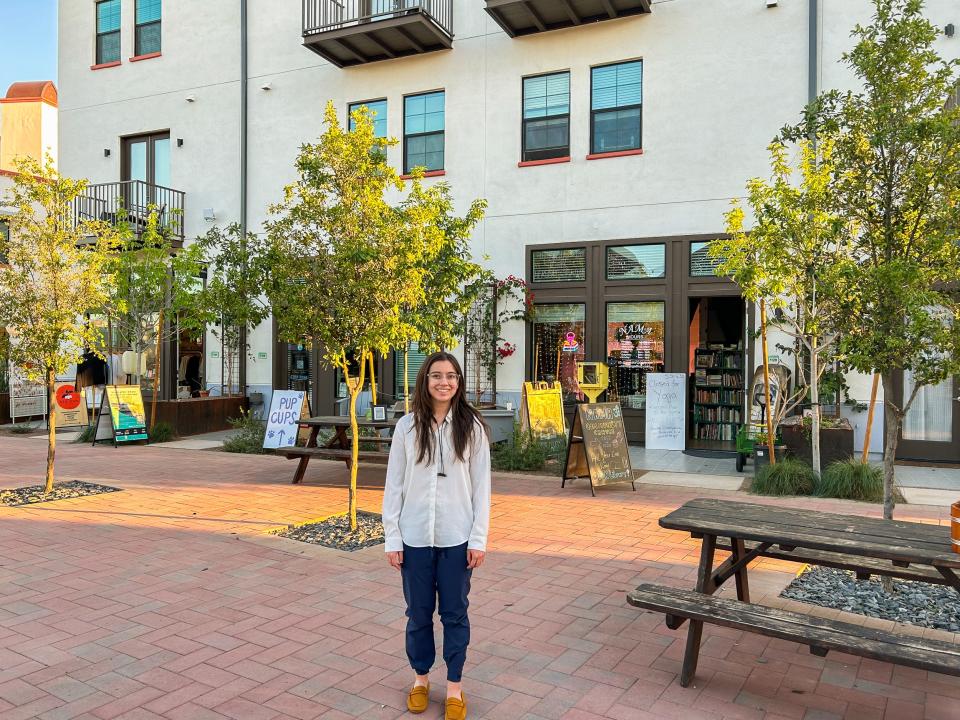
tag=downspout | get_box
[809,0,819,106]
[239,0,249,396]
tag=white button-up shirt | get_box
[382,412,491,553]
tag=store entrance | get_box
[688,296,746,450]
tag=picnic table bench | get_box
[627,498,960,687]
[280,415,398,484]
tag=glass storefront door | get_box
[606,302,665,411]
[898,371,960,462]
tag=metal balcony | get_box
[73,180,185,247]
[484,0,650,38]
[303,0,453,68]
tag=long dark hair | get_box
[412,351,487,464]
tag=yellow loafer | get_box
[407,682,430,714]
[445,692,466,720]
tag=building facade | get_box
[57,0,960,460]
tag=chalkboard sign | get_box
[645,373,687,450]
[563,402,635,495]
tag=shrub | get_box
[148,421,175,443]
[223,408,267,454]
[491,422,566,474]
[74,424,96,443]
[9,422,37,434]
[817,459,904,503]
[751,458,816,496]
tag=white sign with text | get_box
[263,390,307,449]
[645,373,687,451]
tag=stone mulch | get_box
[781,565,960,631]
[0,480,122,507]
[273,509,385,551]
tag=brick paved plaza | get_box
[0,436,957,720]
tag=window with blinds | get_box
[690,241,722,276]
[522,71,570,162]
[607,244,665,280]
[591,60,642,154]
[135,0,161,56]
[531,248,586,283]
[395,343,428,399]
[96,0,121,64]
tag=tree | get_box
[0,157,122,492]
[713,139,857,475]
[266,103,430,530]
[102,218,204,427]
[781,0,960,518]
[194,223,273,395]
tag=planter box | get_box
[0,393,9,425]
[477,408,515,444]
[780,417,855,469]
[153,396,248,436]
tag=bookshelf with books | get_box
[692,345,744,443]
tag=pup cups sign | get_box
[263,390,310,449]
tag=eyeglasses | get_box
[428,372,460,383]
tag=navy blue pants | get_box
[401,542,472,682]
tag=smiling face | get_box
[426,359,459,407]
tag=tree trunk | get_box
[345,353,367,532]
[810,345,821,477]
[861,372,880,463]
[760,300,776,464]
[45,366,56,493]
[150,309,164,430]
[368,351,377,405]
[880,371,901,521]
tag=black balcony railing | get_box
[303,0,452,38]
[74,180,185,246]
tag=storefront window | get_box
[607,244,665,280]
[606,301,665,410]
[531,248,586,283]
[690,241,721,276]
[531,303,586,401]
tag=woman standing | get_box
[382,351,491,720]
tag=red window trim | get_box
[518,156,571,168]
[399,170,446,180]
[90,61,121,71]
[586,148,644,160]
[130,52,162,62]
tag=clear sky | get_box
[0,0,57,97]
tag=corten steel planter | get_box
[153,396,249,436]
[780,417,854,469]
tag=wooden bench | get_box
[280,447,391,483]
[627,583,960,682]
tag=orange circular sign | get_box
[56,384,81,411]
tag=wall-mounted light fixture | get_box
[946,23,955,37]
[104,148,111,157]
[177,138,184,147]
[202,208,216,221]
[260,82,272,91]
[766,0,778,6]
[185,95,196,103]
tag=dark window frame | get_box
[521,71,571,163]
[96,0,121,65]
[605,242,666,281]
[403,90,445,175]
[590,59,643,155]
[348,98,389,137]
[134,0,162,57]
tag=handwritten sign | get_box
[563,403,634,494]
[645,373,686,450]
[521,382,566,441]
[264,390,309,449]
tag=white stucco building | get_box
[57,0,960,460]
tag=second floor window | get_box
[96,0,121,65]
[349,99,388,138]
[591,60,642,154]
[404,91,445,174]
[522,72,570,162]
[135,0,162,56]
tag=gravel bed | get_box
[274,510,384,551]
[782,565,960,631]
[0,481,122,507]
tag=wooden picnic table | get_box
[627,498,960,686]
[282,415,400,484]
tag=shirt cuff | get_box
[385,540,404,552]
[467,542,486,552]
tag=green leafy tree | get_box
[266,103,426,530]
[0,157,122,492]
[781,0,960,518]
[194,223,273,395]
[102,217,204,426]
[713,139,857,475]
